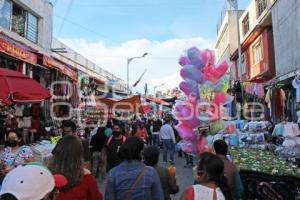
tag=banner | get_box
[0,38,37,65]
[43,55,77,81]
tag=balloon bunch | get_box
[173,47,232,153]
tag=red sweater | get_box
[57,174,103,200]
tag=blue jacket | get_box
[105,161,164,200]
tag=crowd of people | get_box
[0,117,244,200]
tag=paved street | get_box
[99,151,195,200]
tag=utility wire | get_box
[56,0,74,37]
[54,14,121,45]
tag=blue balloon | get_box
[187,47,204,69]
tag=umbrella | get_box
[0,68,51,103]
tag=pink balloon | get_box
[179,56,191,66]
[213,92,226,106]
[203,61,228,84]
[179,79,199,98]
[173,101,200,128]
[188,93,199,104]
[175,123,197,141]
[201,49,215,67]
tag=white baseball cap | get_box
[0,163,57,200]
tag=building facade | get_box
[216,9,244,81]
[271,0,300,80]
[231,0,276,83]
[0,0,53,53]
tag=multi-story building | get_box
[271,0,300,121]
[0,0,53,75]
[0,0,53,52]
[229,0,278,121]
[215,8,244,82]
[271,0,300,81]
[231,0,276,83]
[0,0,127,122]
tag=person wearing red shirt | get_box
[49,135,103,200]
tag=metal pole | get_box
[127,59,129,94]
[234,0,244,103]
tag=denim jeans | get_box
[152,134,160,146]
[162,139,175,162]
[184,152,193,165]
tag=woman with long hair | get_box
[48,135,102,200]
[180,152,233,200]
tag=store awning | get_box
[145,96,170,106]
[0,68,51,102]
[0,38,37,65]
[96,95,143,113]
[43,55,77,81]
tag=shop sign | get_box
[43,55,77,81]
[0,38,37,65]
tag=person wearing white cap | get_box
[0,163,67,200]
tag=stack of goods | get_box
[30,140,55,164]
[230,147,299,177]
[273,122,300,147]
[222,121,238,146]
[238,121,272,148]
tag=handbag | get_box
[123,165,148,200]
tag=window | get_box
[242,14,249,36]
[0,1,38,43]
[241,54,246,74]
[256,0,267,17]
[252,39,263,65]
[12,3,26,37]
[0,0,12,29]
[26,13,38,43]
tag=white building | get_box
[215,9,244,80]
[0,0,53,54]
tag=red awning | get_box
[140,104,151,114]
[145,96,170,106]
[43,55,77,81]
[0,68,51,102]
[96,95,142,113]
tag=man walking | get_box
[104,123,126,172]
[160,119,176,164]
[152,119,162,147]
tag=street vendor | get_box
[0,130,33,175]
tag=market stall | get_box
[0,68,51,144]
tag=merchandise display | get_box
[230,147,299,177]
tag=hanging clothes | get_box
[274,88,286,122]
[265,89,272,117]
[254,83,265,97]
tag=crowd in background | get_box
[0,116,243,200]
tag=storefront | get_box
[0,33,37,74]
[42,55,78,118]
